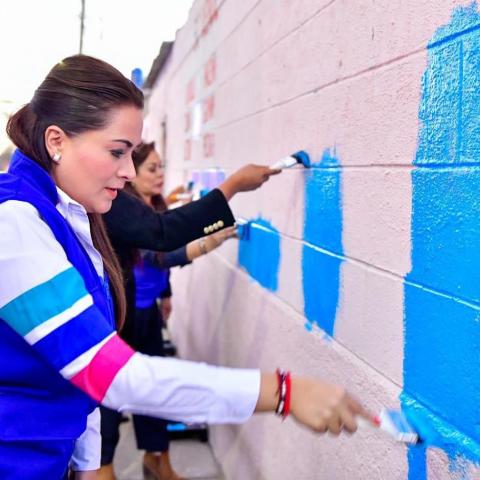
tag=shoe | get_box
[98,463,116,480]
[143,451,185,480]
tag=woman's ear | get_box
[44,125,67,159]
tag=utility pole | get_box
[79,0,86,53]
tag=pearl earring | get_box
[52,152,62,163]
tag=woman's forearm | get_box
[186,239,203,261]
[186,235,221,261]
[254,373,279,412]
[218,164,280,202]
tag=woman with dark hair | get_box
[100,143,236,480]
[0,54,373,480]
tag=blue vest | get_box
[0,150,115,475]
[134,256,169,309]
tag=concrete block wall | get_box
[144,1,480,478]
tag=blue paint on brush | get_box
[238,218,281,292]
[291,150,311,168]
[404,3,480,476]
[235,218,252,241]
[302,148,343,336]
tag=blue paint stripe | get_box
[33,304,113,371]
[302,148,343,336]
[0,268,89,337]
[238,218,281,292]
[407,445,427,480]
[302,244,342,336]
[405,4,480,474]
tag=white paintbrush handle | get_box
[270,156,297,169]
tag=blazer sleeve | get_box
[104,189,235,252]
[141,247,191,270]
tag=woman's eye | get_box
[110,149,124,159]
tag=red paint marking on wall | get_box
[201,0,219,37]
[202,0,217,24]
[203,133,215,158]
[191,0,219,46]
[203,95,215,123]
[186,79,195,105]
[204,55,216,87]
[184,139,192,161]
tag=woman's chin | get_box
[89,199,114,214]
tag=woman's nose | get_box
[119,156,136,181]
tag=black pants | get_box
[101,303,169,465]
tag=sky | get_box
[0,0,192,152]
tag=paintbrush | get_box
[235,217,252,241]
[359,408,420,445]
[270,150,311,169]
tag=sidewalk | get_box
[114,418,224,480]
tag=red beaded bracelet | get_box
[275,369,291,420]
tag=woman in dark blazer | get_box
[101,142,240,479]
[103,162,277,344]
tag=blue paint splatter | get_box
[238,217,281,291]
[404,3,480,476]
[302,148,343,336]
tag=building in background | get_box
[144,1,480,479]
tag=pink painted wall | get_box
[144,1,480,478]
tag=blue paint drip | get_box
[404,3,480,476]
[302,148,343,336]
[238,217,281,291]
[408,445,427,480]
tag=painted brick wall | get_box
[144,1,480,478]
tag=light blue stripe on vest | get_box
[0,267,89,338]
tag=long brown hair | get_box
[125,142,168,268]
[126,142,167,213]
[6,54,144,329]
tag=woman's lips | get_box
[104,187,118,199]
